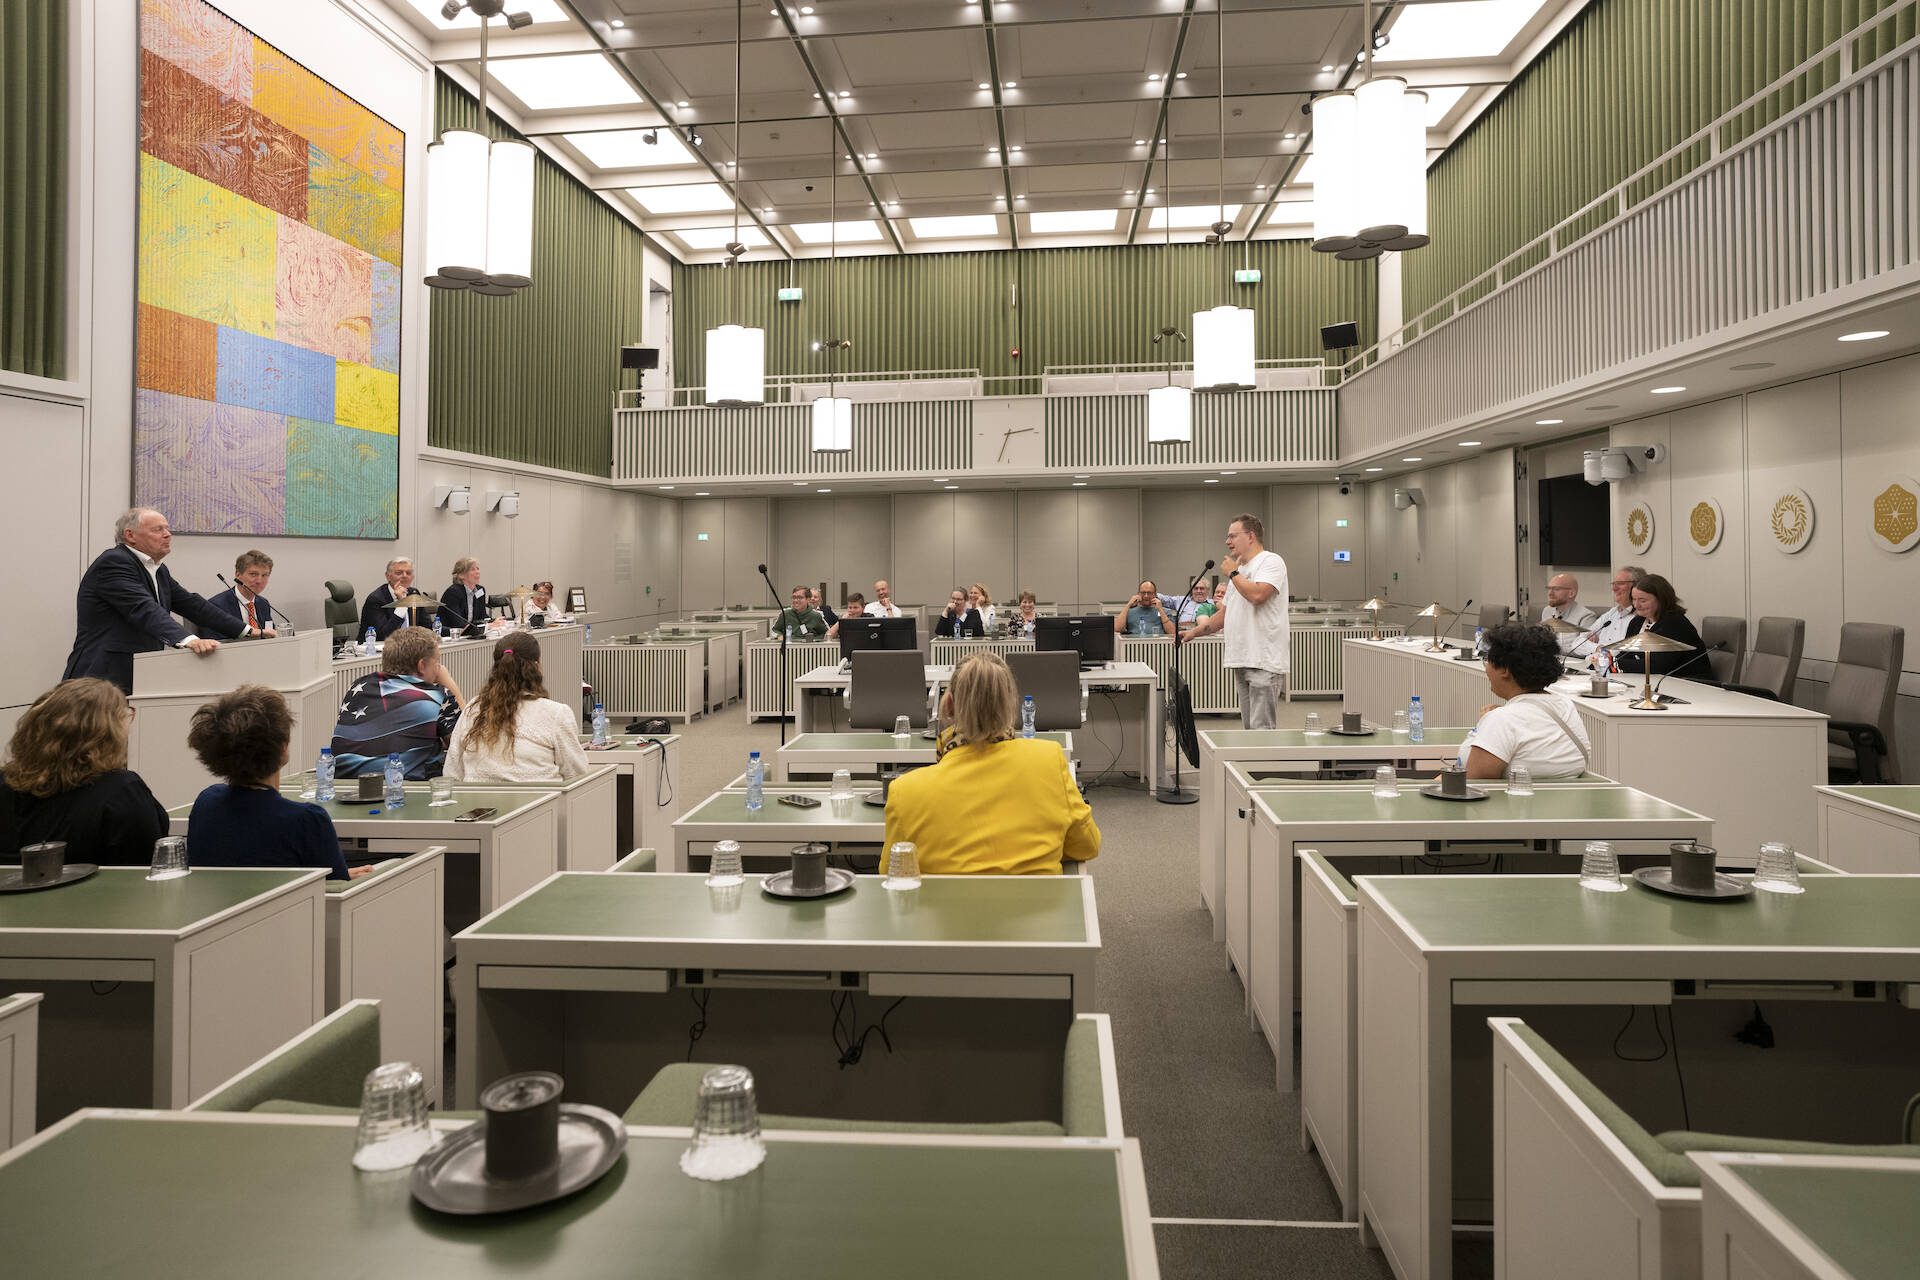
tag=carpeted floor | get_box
[664,697,1407,1279]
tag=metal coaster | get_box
[1631,867,1753,900]
[761,867,857,900]
[1325,726,1376,737]
[862,792,889,807]
[0,863,99,894]
[1576,690,1617,700]
[410,1104,627,1216]
[1418,785,1490,802]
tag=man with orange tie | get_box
[210,550,278,639]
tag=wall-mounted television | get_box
[1537,474,1610,565]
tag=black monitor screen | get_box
[1034,616,1116,665]
[1537,474,1610,566]
[838,616,918,658]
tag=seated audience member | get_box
[968,583,996,632]
[332,626,465,779]
[439,557,489,634]
[1173,580,1209,628]
[1117,580,1175,636]
[1539,572,1597,654]
[525,581,568,624]
[1572,565,1646,660]
[186,686,363,880]
[828,593,866,638]
[1613,573,1707,675]
[1455,623,1591,780]
[773,585,828,639]
[0,679,169,866]
[810,588,840,631]
[360,556,433,639]
[883,654,1099,875]
[443,633,591,784]
[866,580,902,617]
[934,587,984,638]
[210,549,278,637]
[1194,582,1226,621]
[1013,591,1040,635]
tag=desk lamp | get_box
[1603,631,1697,711]
[1360,597,1388,641]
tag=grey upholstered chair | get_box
[1478,603,1515,633]
[1006,651,1085,732]
[324,579,358,641]
[1699,616,1747,685]
[847,650,932,730]
[1742,616,1805,703]
[1825,622,1904,784]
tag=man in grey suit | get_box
[62,508,242,693]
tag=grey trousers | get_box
[1235,667,1284,729]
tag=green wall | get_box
[1405,0,1916,322]
[671,241,1375,394]
[429,74,655,476]
[1,0,67,380]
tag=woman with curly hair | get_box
[1,678,169,865]
[442,632,590,784]
[1455,622,1591,780]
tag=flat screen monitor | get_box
[1536,474,1610,566]
[1034,615,1116,666]
[838,616,917,658]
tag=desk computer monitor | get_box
[1035,615,1115,667]
[838,616,918,659]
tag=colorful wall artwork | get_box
[136,0,401,538]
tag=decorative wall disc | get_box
[1687,497,1724,555]
[1870,476,1920,553]
[1769,487,1814,554]
[1624,502,1655,554]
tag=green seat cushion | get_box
[1061,1017,1106,1138]
[614,850,657,873]
[622,1062,1063,1137]
[1510,1025,1696,1187]
[191,1005,381,1114]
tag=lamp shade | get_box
[1600,449,1632,481]
[1147,383,1192,444]
[1583,450,1605,484]
[705,324,765,406]
[811,395,852,452]
[1192,305,1256,392]
[426,129,489,283]
[484,139,535,288]
[1311,91,1360,253]
[1312,77,1429,257]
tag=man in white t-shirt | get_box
[865,580,903,618]
[1180,513,1289,729]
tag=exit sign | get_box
[777,286,804,301]
[1233,268,1262,284]
[1335,519,1349,527]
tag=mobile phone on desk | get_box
[454,806,498,822]
[778,794,822,809]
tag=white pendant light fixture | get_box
[705,0,765,406]
[1193,5,1255,391]
[812,136,852,452]
[1310,0,1429,260]
[811,394,851,451]
[1147,129,1192,445]
[425,2,535,294]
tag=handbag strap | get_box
[1524,694,1590,766]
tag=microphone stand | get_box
[757,564,790,747]
[1156,561,1213,805]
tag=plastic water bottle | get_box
[1474,626,1485,657]
[786,622,795,643]
[315,747,335,802]
[1408,695,1425,744]
[433,614,444,638]
[1021,695,1036,738]
[363,626,377,656]
[591,702,608,746]
[745,751,764,811]
[383,752,405,809]
[585,623,592,645]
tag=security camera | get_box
[1339,482,1351,496]
[804,184,814,192]
[1639,443,1667,465]
[643,130,659,146]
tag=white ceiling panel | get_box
[833,30,980,88]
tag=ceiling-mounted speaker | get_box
[621,345,660,371]
[1320,321,1359,350]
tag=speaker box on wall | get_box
[1320,322,1359,350]
[620,345,661,371]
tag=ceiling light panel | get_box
[486,54,641,110]
[1377,0,1548,63]
[1421,85,1468,125]
[629,183,738,213]
[1148,204,1243,228]
[790,220,886,243]
[674,226,769,249]
[909,215,1001,238]
[566,130,696,169]
[400,0,571,30]
[1027,209,1119,233]
[1267,201,1315,225]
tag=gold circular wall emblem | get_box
[1770,489,1813,553]
[1688,498,1723,554]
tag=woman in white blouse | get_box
[1456,622,1591,779]
[443,632,590,784]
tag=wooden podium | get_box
[129,632,336,807]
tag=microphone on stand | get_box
[1157,557,1215,806]
[757,564,791,747]
[1648,645,1711,701]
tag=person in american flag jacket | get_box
[329,626,466,779]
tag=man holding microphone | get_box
[1180,514,1290,729]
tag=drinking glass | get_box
[1506,765,1534,797]
[829,769,854,800]
[892,715,911,742]
[706,839,744,889]
[1752,841,1805,894]
[1579,840,1627,892]
[884,841,921,891]
[680,1064,766,1181]
[1303,712,1323,735]
[1371,766,1398,799]
[147,836,190,882]
[1392,709,1410,733]
[429,777,456,807]
[351,1061,436,1171]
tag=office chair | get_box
[1699,615,1747,685]
[1477,603,1513,634]
[1825,622,1904,784]
[1744,616,1805,703]
[847,650,931,730]
[1006,651,1085,731]
[324,580,358,641]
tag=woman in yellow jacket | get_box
[882,653,1100,875]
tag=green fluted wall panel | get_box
[1,0,68,379]
[1405,0,1916,322]
[670,242,1373,392]
[429,74,652,476]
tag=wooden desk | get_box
[1695,1152,1920,1280]
[1814,785,1920,872]
[0,868,323,1125]
[0,1110,1157,1279]
[324,848,444,1105]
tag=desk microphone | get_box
[1648,645,1711,700]
[218,573,295,636]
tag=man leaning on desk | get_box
[63,507,246,694]
[360,556,435,639]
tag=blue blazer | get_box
[209,586,273,634]
[63,545,242,692]
[360,583,435,639]
[439,582,489,632]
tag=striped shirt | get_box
[330,673,461,779]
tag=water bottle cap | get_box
[750,751,761,759]
[320,747,332,756]
[594,702,603,710]
[388,752,400,760]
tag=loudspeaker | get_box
[620,345,660,371]
[1320,322,1359,350]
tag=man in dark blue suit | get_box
[208,549,279,637]
[63,508,244,693]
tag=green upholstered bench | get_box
[623,1013,1120,1139]
[187,1001,384,1114]
[1490,1016,1920,1279]
[611,848,657,873]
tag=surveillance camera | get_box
[505,9,533,29]
[1339,483,1351,496]
[1641,443,1667,465]
[643,130,659,146]
[804,184,814,192]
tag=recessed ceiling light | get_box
[839,91,850,98]
[1254,184,1266,190]
[1534,418,1563,424]
[1010,145,1022,152]
[1145,187,1155,194]
[1071,482,1087,487]
[1839,330,1890,341]
[812,92,821,98]
[1320,64,1334,72]
[658,485,674,489]
[1364,466,1383,472]
[1650,386,1686,394]
[1123,189,1134,195]
[611,18,624,27]
[1135,139,1147,146]
[1283,132,1296,140]
[1401,456,1422,462]
[945,485,960,490]
[799,5,813,13]
[1073,475,1090,479]
[487,53,642,110]
[1219,470,1236,475]
[933,479,950,484]
[695,491,709,496]
[1204,478,1219,484]
[979,82,991,90]
[988,146,999,153]
[1730,361,1775,370]
[816,487,831,492]
[1176,72,1187,79]
[792,481,807,486]
[1004,81,1016,88]
[1458,440,1481,446]
[1148,73,1160,81]
[866,152,876,159]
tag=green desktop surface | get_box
[1826,785,1920,818]
[168,791,546,824]
[680,792,884,825]
[782,732,1070,751]
[1202,727,1473,748]
[0,1115,1130,1279]
[580,735,671,751]
[1254,785,1698,824]
[1728,1161,1920,1280]
[1367,875,1920,951]
[471,872,1088,945]
[0,867,315,932]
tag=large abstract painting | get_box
[135,0,401,537]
